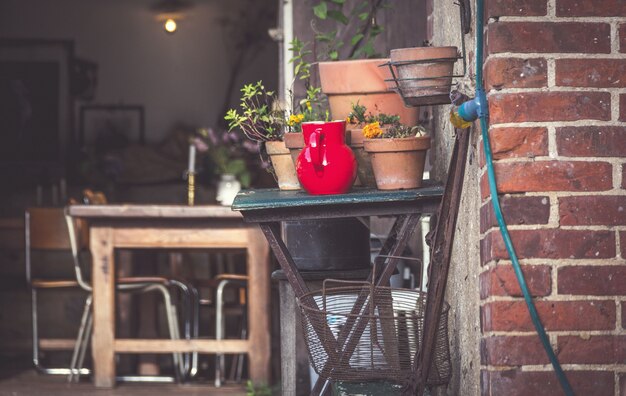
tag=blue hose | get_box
[474,0,574,394]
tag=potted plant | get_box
[346,102,400,188]
[190,127,257,205]
[225,81,301,190]
[311,0,419,125]
[282,39,330,166]
[363,120,430,190]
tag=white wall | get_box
[0,0,278,143]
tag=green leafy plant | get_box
[347,102,400,127]
[287,38,329,132]
[246,380,274,396]
[192,127,257,188]
[312,0,391,60]
[225,81,285,142]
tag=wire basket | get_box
[297,279,451,385]
[381,0,470,107]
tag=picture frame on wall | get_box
[0,39,74,182]
[79,104,145,150]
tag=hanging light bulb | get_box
[164,18,177,33]
[151,0,193,34]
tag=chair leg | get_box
[74,305,93,383]
[31,288,91,376]
[145,284,184,382]
[168,280,200,380]
[68,295,92,383]
[233,302,248,382]
[31,288,40,371]
[214,279,229,388]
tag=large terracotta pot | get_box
[318,59,419,125]
[348,128,377,188]
[265,140,300,190]
[389,46,458,106]
[364,136,430,190]
[297,121,356,195]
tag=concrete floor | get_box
[0,369,249,396]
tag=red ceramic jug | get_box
[297,120,357,195]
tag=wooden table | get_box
[232,185,443,395]
[67,204,271,388]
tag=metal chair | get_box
[213,273,248,387]
[25,207,196,382]
[185,252,248,386]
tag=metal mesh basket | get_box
[297,279,451,385]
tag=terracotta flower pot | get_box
[318,59,419,125]
[389,46,458,106]
[348,128,377,188]
[364,136,430,190]
[265,140,300,190]
[283,132,305,166]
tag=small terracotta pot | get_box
[283,132,305,166]
[265,140,300,190]
[364,136,430,190]
[390,46,458,106]
[318,59,419,125]
[348,128,377,188]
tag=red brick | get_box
[556,59,626,88]
[485,0,547,17]
[483,128,548,165]
[481,300,616,332]
[482,369,614,396]
[558,335,626,364]
[621,232,626,258]
[557,0,626,17]
[621,24,626,53]
[560,196,626,226]
[557,126,626,157]
[480,161,612,198]
[480,264,551,298]
[620,94,626,122]
[485,58,547,90]
[621,373,626,396]
[623,302,626,328]
[487,22,611,54]
[480,195,550,233]
[481,336,548,366]
[489,92,611,124]
[623,164,626,189]
[558,266,626,295]
[481,229,615,262]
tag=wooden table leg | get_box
[90,226,116,387]
[246,226,271,385]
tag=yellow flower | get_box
[363,122,383,139]
[345,116,352,124]
[297,113,305,122]
[288,114,299,126]
[306,101,312,111]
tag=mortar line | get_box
[487,52,626,60]
[489,87,626,94]
[496,16,626,23]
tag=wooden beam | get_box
[39,338,77,350]
[112,228,249,249]
[91,226,116,388]
[114,339,249,354]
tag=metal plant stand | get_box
[232,185,444,395]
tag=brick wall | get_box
[480,1,626,395]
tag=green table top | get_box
[233,185,443,211]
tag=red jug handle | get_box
[309,128,323,166]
